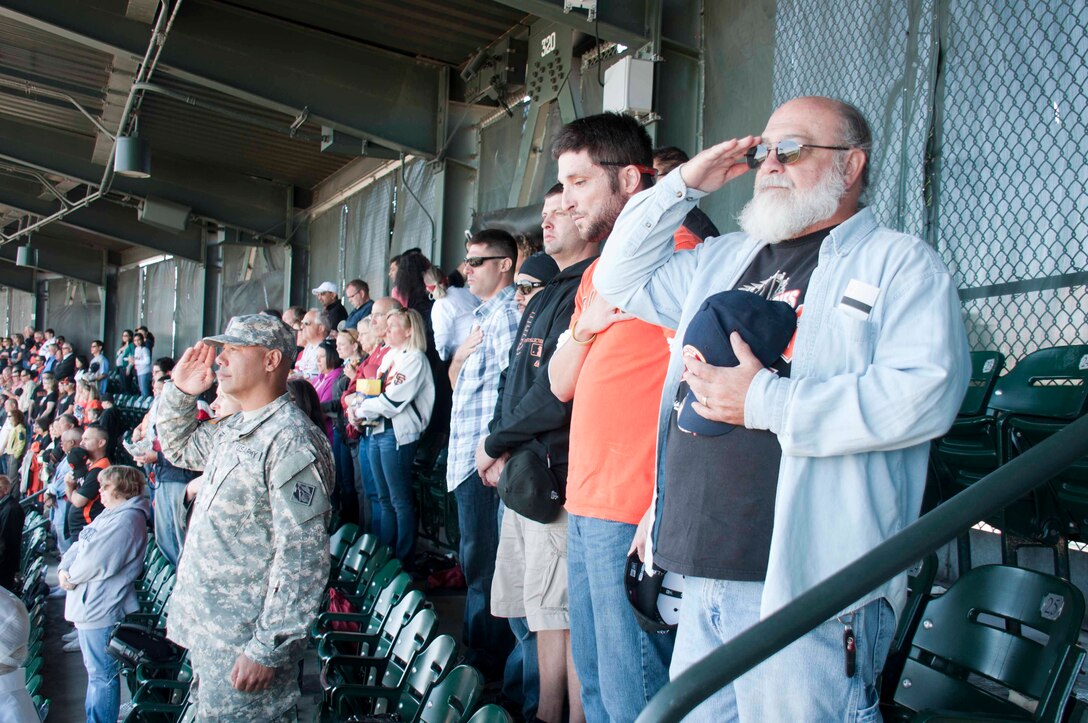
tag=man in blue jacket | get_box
[595,96,971,721]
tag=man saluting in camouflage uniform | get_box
[157,314,334,721]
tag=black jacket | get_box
[484,256,595,482]
[0,491,24,592]
[325,299,348,332]
[54,353,76,382]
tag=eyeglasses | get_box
[745,139,851,169]
[464,256,508,268]
[515,280,546,295]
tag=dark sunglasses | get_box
[745,139,851,169]
[464,255,508,268]
[515,280,547,295]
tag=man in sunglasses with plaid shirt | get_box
[595,96,971,721]
[445,229,520,681]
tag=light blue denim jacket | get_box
[594,169,971,620]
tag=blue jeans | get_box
[78,625,120,723]
[453,471,513,676]
[355,436,381,534]
[670,577,895,722]
[366,429,417,561]
[153,478,188,567]
[53,494,73,553]
[332,428,359,526]
[568,514,673,722]
[137,372,151,398]
[497,500,538,720]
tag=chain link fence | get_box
[936,0,1088,364]
[768,0,1086,366]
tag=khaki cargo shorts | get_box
[491,508,569,631]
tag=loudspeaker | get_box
[15,246,36,267]
[138,196,191,233]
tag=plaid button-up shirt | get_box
[446,284,520,491]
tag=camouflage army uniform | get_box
[157,381,333,722]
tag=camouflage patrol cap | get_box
[203,314,297,363]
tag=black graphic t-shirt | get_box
[656,227,830,581]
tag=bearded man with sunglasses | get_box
[595,96,971,721]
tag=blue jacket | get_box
[60,494,150,629]
[595,169,971,620]
[344,299,374,330]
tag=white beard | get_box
[738,163,847,243]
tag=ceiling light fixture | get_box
[114,132,151,179]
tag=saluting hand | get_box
[172,342,217,396]
[679,136,762,194]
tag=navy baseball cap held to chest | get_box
[678,290,798,436]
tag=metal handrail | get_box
[638,412,1088,723]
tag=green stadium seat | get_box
[312,571,414,643]
[889,565,1084,722]
[317,587,425,664]
[329,523,362,570]
[987,345,1088,576]
[466,704,515,723]
[321,630,454,722]
[418,664,485,723]
[320,607,439,691]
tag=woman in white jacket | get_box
[351,308,434,562]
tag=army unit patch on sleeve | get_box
[293,480,317,506]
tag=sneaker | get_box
[62,630,78,643]
[62,639,81,653]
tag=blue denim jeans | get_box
[137,372,152,398]
[670,577,895,722]
[354,437,380,534]
[366,429,417,561]
[332,428,360,526]
[78,625,120,723]
[497,500,538,720]
[452,471,513,676]
[152,478,188,567]
[568,514,673,723]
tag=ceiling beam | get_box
[0,115,288,235]
[0,176,204,262]
[493,0,652,48]
[0,261,35,293]
[0,0,444,157]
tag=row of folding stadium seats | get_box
[105,525,510,722]
[19,508,51,720]
[875,343,1088,721]
[114,394,154,431]
[314,524,510,722]
[930,344,1088,576]
[105,543,191,722]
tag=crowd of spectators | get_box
[0,97,971,723]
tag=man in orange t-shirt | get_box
[549,115,712,722]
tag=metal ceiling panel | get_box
[135,75,354,188]
[217,0,529,66]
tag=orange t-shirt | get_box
[564,258,675,525]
